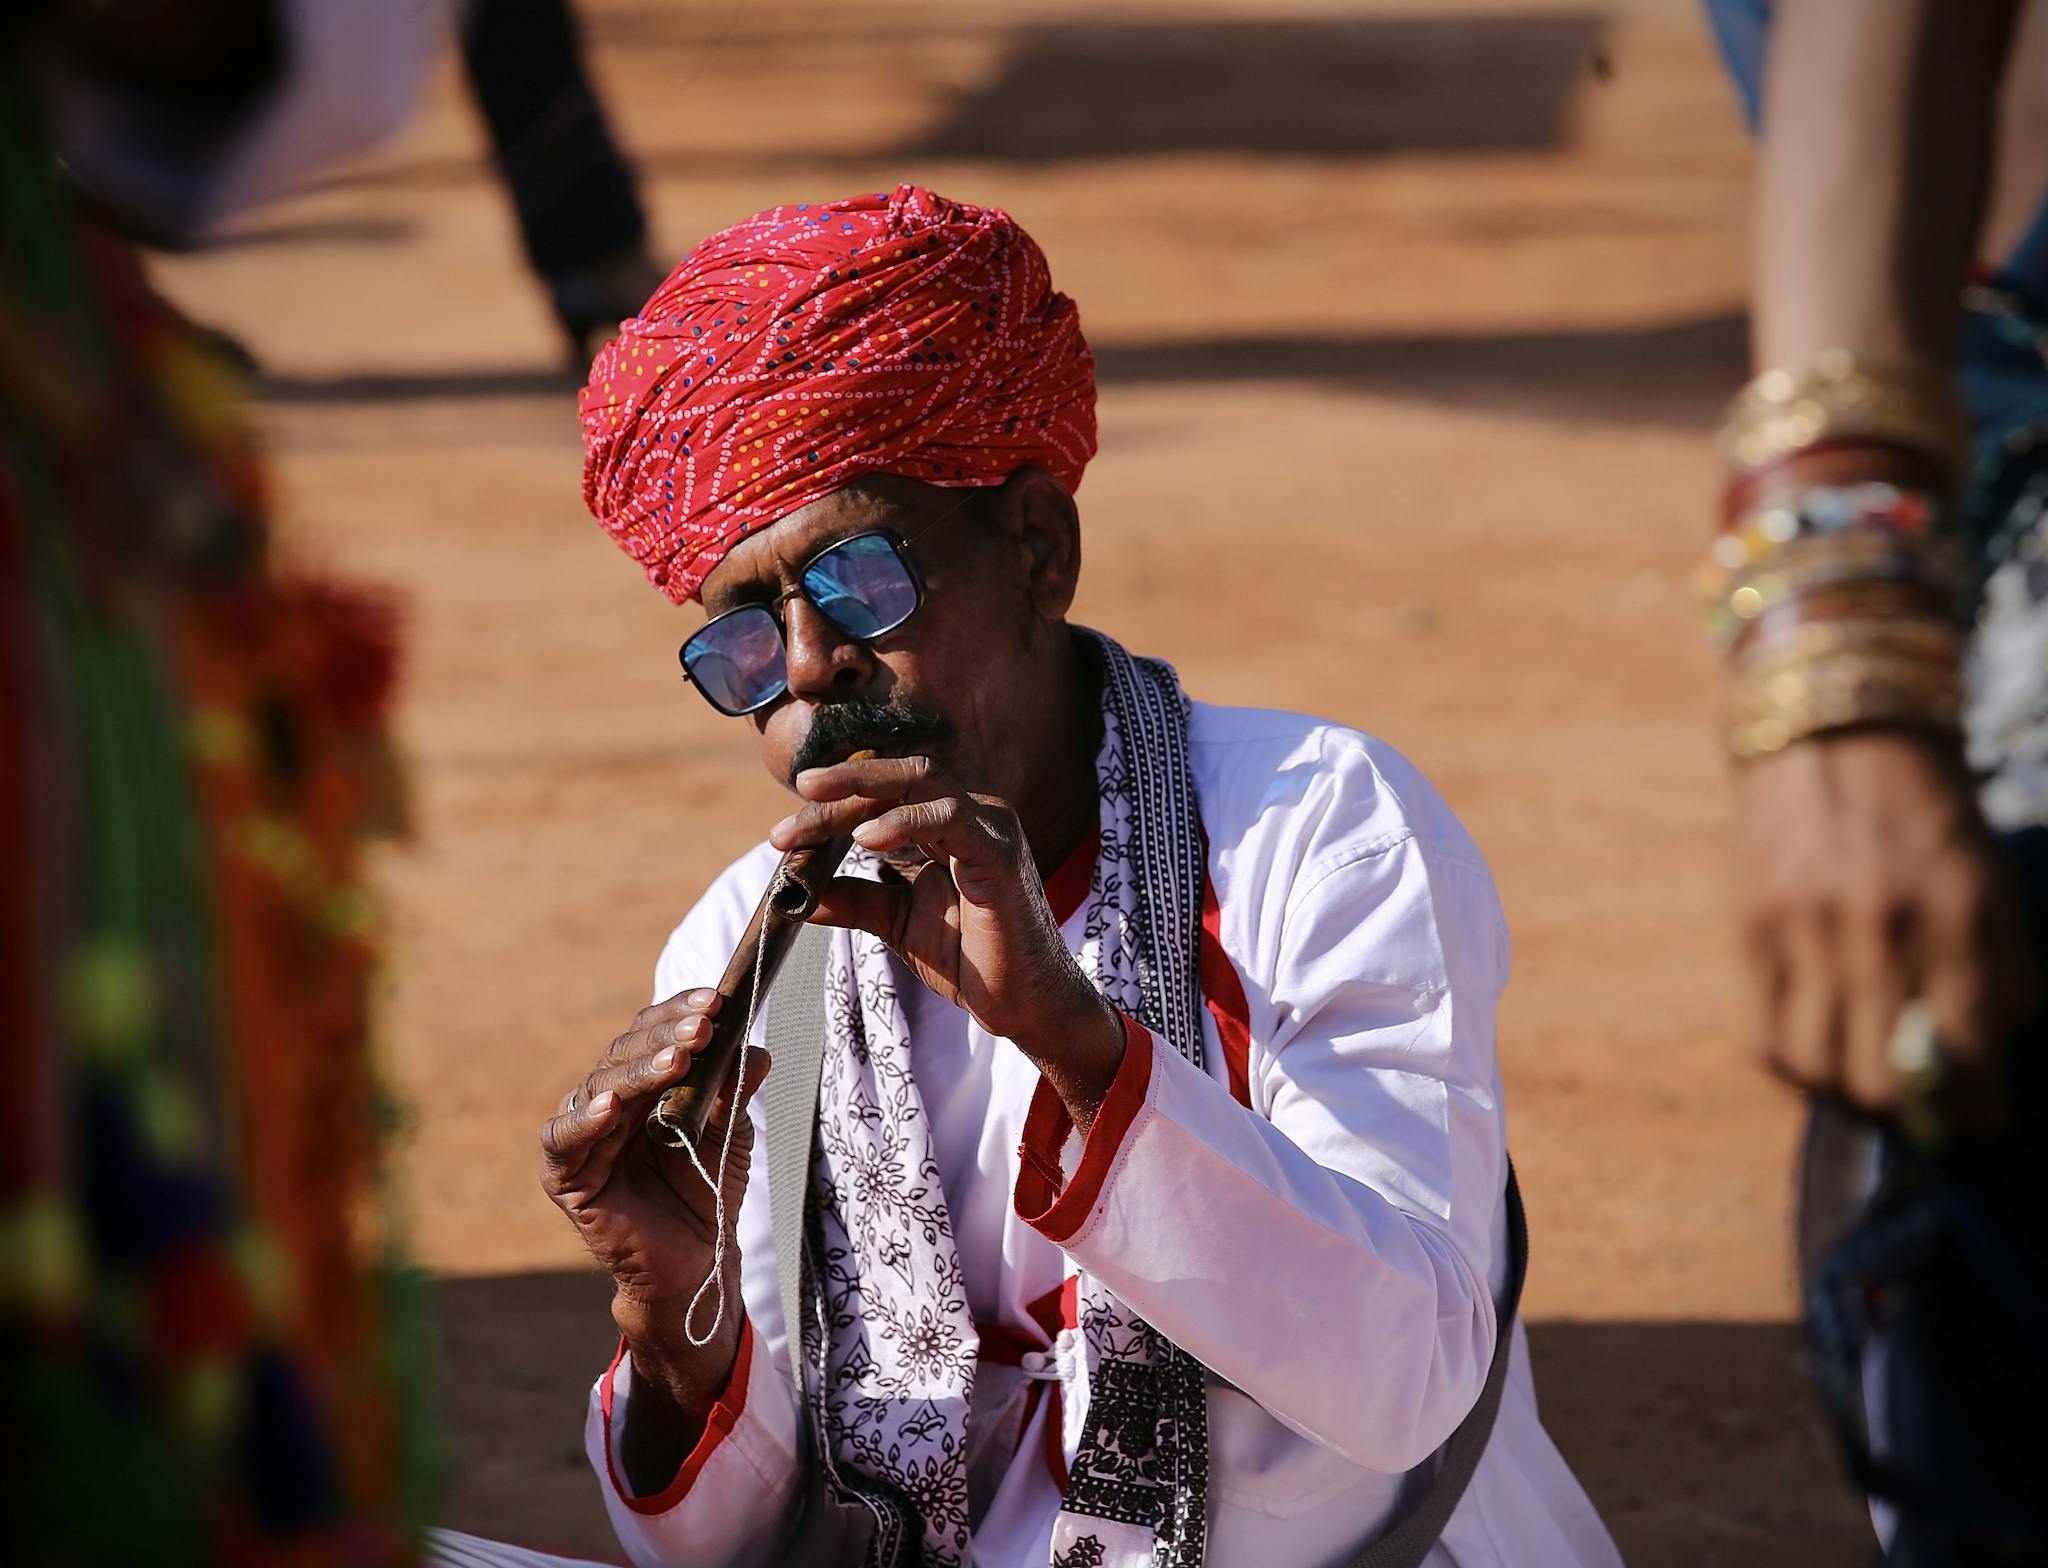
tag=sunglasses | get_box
[679,501,971,716]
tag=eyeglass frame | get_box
[676,492,979,717]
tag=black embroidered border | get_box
[1065,632,1212,1567]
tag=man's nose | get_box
[783,595,873,700]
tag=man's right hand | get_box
[540,989,767,1480]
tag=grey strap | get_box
[760,923,834,1410]
[1349,1164,1528,1568]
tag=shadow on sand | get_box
[430,1268,1868,1567]
[1089,312,1747,427]
[255,312,1747,432]
[897,14,1607,164]
[318,12,1607,195]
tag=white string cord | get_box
[675,867,790,1347]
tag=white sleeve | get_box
[582,1312,803,1567]
[1013,831,1510,1476]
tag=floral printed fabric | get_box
[803,630,1211,1567]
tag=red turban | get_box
[579,185,1097,604]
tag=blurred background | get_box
[127,0,2048,1560]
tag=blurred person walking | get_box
[460,0,664,365]
[85,0,664,374]
[1702,2,2048,1562]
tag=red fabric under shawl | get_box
[579,185,1098,604]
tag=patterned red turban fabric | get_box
[580,185,1097,604]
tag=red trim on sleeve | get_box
[1042,823,1100,926]
[598,1318,754,1515]
[1199,870,1254,1109]
[1013,1013,1154,1244]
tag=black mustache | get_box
[788,697,952,785]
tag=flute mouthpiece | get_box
[768,749,872,921]
[769,880,821,919]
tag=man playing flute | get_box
[542,186,1618,1568]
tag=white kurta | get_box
[585,701,1621,1568]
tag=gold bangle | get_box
[1726,648,1963,759]
[1731,616,1964,677]
[1732,580,1959,642]
[1730,657,1962,726]
[1718,351,1970,477]
[1730,640,1962,706]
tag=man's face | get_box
[694,473,1058,802]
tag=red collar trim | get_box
[1042,823,1100,926]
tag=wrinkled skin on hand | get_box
[774,751,1126,1129]
[538,990,765,1407]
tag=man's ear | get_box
[996,466,1082,621]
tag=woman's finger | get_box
[1770,911,1846,1098]
[1742,911,1791,1076]
[1921,858,2026,1130]
[1839,890,1914,1117]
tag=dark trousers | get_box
[460,0,646,278]
[1799,829,2048,1568]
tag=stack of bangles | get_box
[1705,350,1971,760]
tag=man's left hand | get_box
[770,754,1124,1125]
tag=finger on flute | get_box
[646,750,875,1148]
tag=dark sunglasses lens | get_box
[682,605,786,713]
[803,534,919,640]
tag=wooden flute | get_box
[645,751,874,1149]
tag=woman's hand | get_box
[1734,728,2037,1130]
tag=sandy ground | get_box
[139,0,1955,1559]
